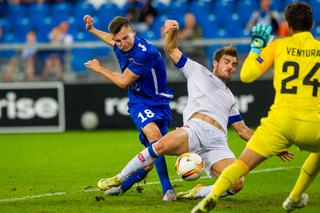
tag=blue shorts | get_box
[129,103,172,147]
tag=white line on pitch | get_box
[0,166,300,203]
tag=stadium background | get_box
[2,0,318,132]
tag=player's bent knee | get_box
[153,140,169,156]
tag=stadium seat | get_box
[35,17,54,43]
[236,0,258,26]
[271,0,283,11]
[141,30,161,40]
[121,0,144,17]
[150,15,167,38]
[190,0,211,27]
[67,16,79,36]
[213,0,235,18]
[152,0,168,16]
[7,2,26,21]
[236,29,251,53]
[312,25,320,37]
[51,2,72,26]
[71,32,110,73]
[224,13,243,37]
[98,2,120,22]
[28,2,50,26]
[201,14,219,38]
[0,1,5,18]
[5,2,27,31]
[309,0,320,22]
[71,32,91,73]
[167,0,187,24]
[1,33,17,58]
[74,1,96,22]
[89,16,109,33]
[13,17,32,42]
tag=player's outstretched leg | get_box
[97,145,159,192]
[105,168,149,195]
[282,193,309,212]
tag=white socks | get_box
[117,148,155,181]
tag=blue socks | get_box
[120,168,149,193]
[154,155,173,194]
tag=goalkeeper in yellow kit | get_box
[192,2,320,213]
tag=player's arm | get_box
[84,59,139,89]
[163,20,183,64]
[240,24,275,83]
[83,15,115,47]
[230,120,253,141]
[240,42,275,82]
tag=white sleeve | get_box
[228,100,243,125]
[175,55,209,79]
[229,101,240,117]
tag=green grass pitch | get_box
[0,130,319,212]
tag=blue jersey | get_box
[114,36,173,108]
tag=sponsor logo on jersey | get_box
[138,153,146,162]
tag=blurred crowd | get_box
[0,0,319,82]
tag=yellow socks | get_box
[210,160,249,196]
[289,152,320,202]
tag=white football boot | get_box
[282,193,309,212]
[104,186,123,196]
[163,189,177,201]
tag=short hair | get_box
[285,2,313,32]
[213,45,238,62]
[108,16,131,34]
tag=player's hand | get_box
[83,15,94,31]
[164,20,179,33]
[250,24,272,54]
[277,150,295,161]
[84,59,102,73]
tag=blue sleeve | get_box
[128,52,153,76]
[228,114,243,126]
[175,54,188,68]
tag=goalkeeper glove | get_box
[250,24,272,54]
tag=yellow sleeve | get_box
[240,41,276,83]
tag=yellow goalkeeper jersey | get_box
[241,32,320,123]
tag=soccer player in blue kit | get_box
[83,15,176,201]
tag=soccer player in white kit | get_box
[97,19,258,198]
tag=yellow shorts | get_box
[247,113,320,158]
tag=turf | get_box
[0,130,319,212]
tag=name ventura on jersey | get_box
[286,47,320,57]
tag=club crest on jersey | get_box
[129,82,140,92]
[128,58,143,66]
[256,56,264,63]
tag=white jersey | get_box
[179,57,240,134]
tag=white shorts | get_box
[182,118,235,177]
